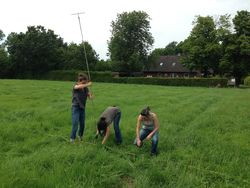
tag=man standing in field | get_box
[95,106,122,145]
[70,73,92,143]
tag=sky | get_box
[1,0,250,59]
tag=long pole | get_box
[72,12,94,109]
[72,12,91,81]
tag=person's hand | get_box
[136,139,142,147]
[146,135,151,140]
[87,82,92,86]
[89,94,94,100]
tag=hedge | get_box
[111,77,228,87]
[13,70,227,87]
[40,70,113,82]
[244,76,250,86]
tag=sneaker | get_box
[78,136,83,141]
[116,141,122,145]
[150,152,157,157]
[70,138,75,143]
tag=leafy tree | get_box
[148,41,180,58]
[215,14,232,43]
[233,10,250,36]
[0,30,10,77]
[164,41,181,55]
[180,16,222,76]
[108,11,154,74]
[6,26,66,75]
[95,59,112,71]
[0,49,9,78]
[0,29,5,47]
[0,30,4,39]
[62,42,99,71]
[220,11,250,85]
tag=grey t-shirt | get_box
[100,106,120,125]
[72,84,89,109]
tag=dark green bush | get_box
[112,77,228,87]
[13,70,227,87]
[41,70,113,82]
[244,76,250,86]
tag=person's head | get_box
[140,106,151,119]
[77,73,88,84]
[97,117,108,136]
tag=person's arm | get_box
[95,128,99,139]
[74,82,92,90]
[88,92,94,100]
[146,113,159,140]
[136,116,142,145]
[102,126,110,145]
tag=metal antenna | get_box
[72,12,91,81]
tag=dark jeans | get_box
[70,105,85,140]
[113,112,122,143]
[134,128,159,153]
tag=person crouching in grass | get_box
[134,107,159,156]
[70,73,92,143]
[95,106,122,145]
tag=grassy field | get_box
[0,79,249,188]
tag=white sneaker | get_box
[70,138,75,143]
[78,136,83,141]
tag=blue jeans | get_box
[134,128,159,153]
[113,112,122,143]
[70,105,85,140]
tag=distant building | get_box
[144,55,199,78]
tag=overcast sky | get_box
[1,0,250,59]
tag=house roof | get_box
[145,55,193,73]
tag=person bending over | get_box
[95,106,122,145]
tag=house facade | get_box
[144,55,199,78]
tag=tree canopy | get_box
[0,30,9,77]
[179,12,250,84]
[0,10,249,84]
[108,11,154,74]
[0,29,5,48]
[0,30,4,41]
[3,26,99,77]
[6,26,66,75]
[61,42,99,71]
[180,16,221,76]
[220,10,250,85]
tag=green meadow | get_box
[0,79,249,188]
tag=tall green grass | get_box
[0,79,249,187]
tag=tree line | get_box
[0,26,99,78]
[149,11,250,85]
[0,10,249,84]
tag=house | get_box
[144,55,199,78]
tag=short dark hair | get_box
[140,106,150,116]
[97,117,107,136]
[78,73,88,82]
